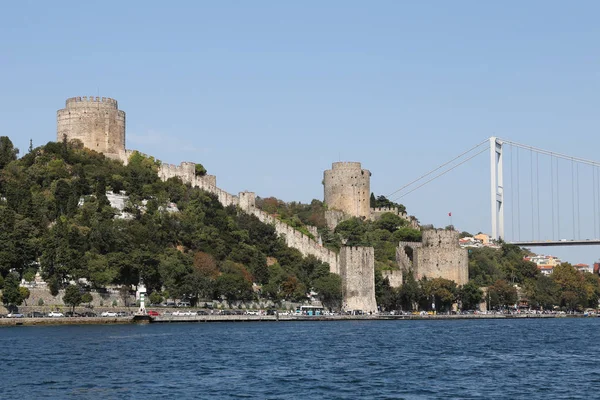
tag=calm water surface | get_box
[1,319,599,399]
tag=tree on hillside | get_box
[524,275,559,310]
[19,287,30,306]
[81,292,93,307]
[459,281,484,311]
[2,272,25,310]
[421,277,458,312]
[398,270,421,311]
[63,285,83,314]
[488,279,518,309]
[0,136,19,169]
[551,263,587,310]
[313,273,342,310]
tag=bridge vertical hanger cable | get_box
[510,145,514,241]
[571,159,576,240]
[536,152,540,240]
[593,166,597,239]
[516,147,521,241]
[557,158,561,240]
[551,154,555,240]
[597,166,600,239]
[576,162,580,239]
[530,149,534,240]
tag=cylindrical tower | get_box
[323,162,371,218]
[57,96,126,161]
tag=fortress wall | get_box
[381,270,403,288]
[57,96,126,161]
[238,191,256,212]
[339,246,377,313]
[158,162,196,184]
[323,162,371,218]
[413,229,468,285]
[250,208,339,274]
[324,210,348,231]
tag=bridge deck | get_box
[509,240,600,247]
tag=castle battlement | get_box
[331,161,363,170]
[65,96,119,109]
[370,207,407,216]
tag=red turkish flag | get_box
[448,212,452,217]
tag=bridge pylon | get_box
[490,137,504,240]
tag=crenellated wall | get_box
[339,246,377,313]
[369,207,419,229]
[397,230,468,285]
[57,96,126,161]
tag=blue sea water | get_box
[1,319,599,399]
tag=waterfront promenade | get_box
[0,312,590,327]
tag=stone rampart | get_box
[339,246,377,313]
[381,270,403,288]
[413,229,468,285]
[325,210,348,231]
[250,208,340,274]
[12,287,133,310]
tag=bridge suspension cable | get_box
[386,139,489,199]
[391,146,489,201]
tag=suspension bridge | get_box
[388,137,600,247]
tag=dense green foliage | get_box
[468,243,600,311]
[369,193,406,213]
[63,284,83,313]
[0,137,335,306]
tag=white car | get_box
[48,312,64,317]
[172,310,196,316]
[101,311,118,317]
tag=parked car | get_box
[173,310,196,316]
[101,311,118,317]
[81,312,97,317]
[177,301,191,307]
[147,310,160,316]
[65,311,82,317]
[29,312,45,318]
[116,311,128,317]
[48,312,64,317]
[7,313,24,318]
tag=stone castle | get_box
[56,96,466,312]
[57,97,126,161]
[322,161,417,231]
[396,229,469,286]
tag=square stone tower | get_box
[339,246,377,313]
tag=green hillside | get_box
[0,137,337,306]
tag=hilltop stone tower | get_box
[339,246,377,313]
[323,162,371,219]
[57,96,126,161]
[397,229,468,285]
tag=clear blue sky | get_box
[2,1,599,264]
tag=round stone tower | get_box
[57,96,126,161]
[323,162,371,218]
